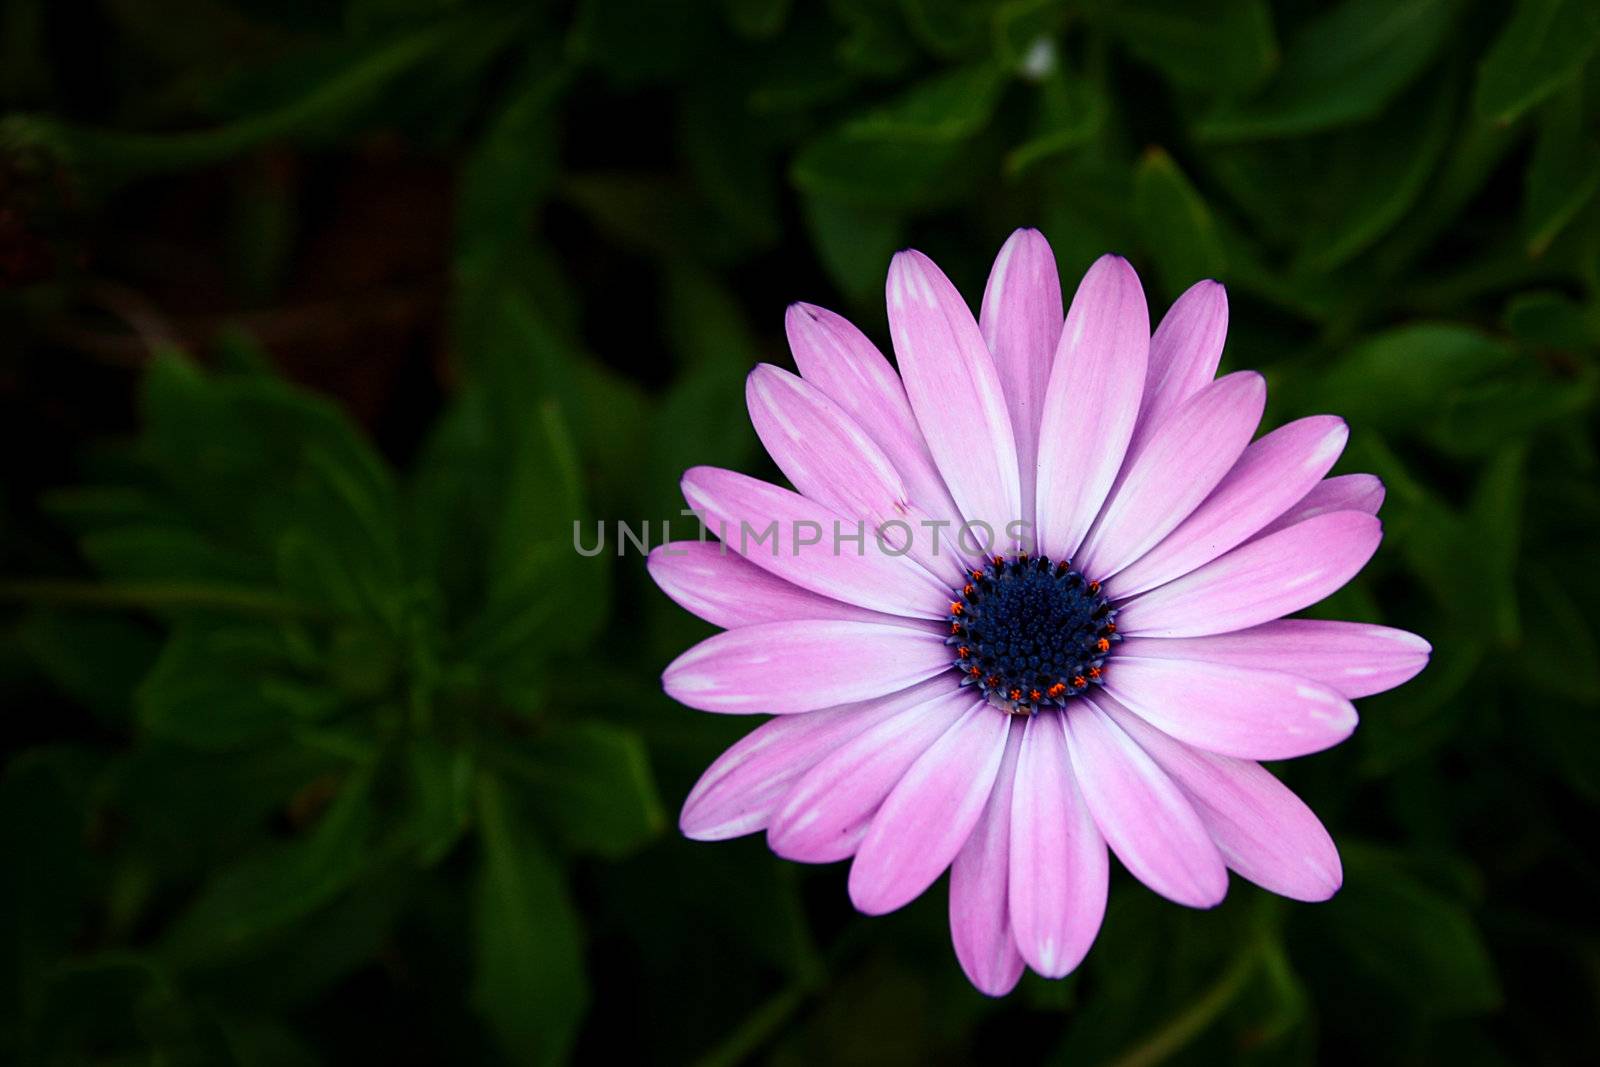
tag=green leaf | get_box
[1307,323,1513,432]
[137,623,305,750]
[1290,76,1454,274]
[833,0,916,78]
[1196,0,1454,141]
[801,193,907,304]
[842,64,1006,143]
[1473,0,1600,125]
[903,0,991,58]
[161,763,375,968]
[992,0,1069,73]
[1312,845,1500,1018]
[791,131,973,210]
[1432,370,1598,459]
[78,522,270,587]
[680,84,783,249]
[473,772,587,1067]
[406,741,475,866]
[1522,563,1600,702]
[0,22,455,189]
[1504,290,1597,350]
[17,611,160,723]
[31,954,232,1065]
[1464,448,1525,644]
[456,49,569,263]
[139,353,404,622]
[498,721,666,857]
[1089,0,1277,94]
[1523,82,1600,256]
[575,0,719,86]
[724,0,792,39]
[1133,147,1227,298]
[1005,64,1106,176]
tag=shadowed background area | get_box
[2,0,1598,1063]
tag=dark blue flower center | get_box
[947,555,1119,716]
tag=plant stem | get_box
[1101,943,1261,1067]
[0,579,324,619]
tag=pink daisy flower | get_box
[647,230,1430,995]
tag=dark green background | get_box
[2,0,1597,1063]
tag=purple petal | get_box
[746,364,907,522]
[1117,511,1383,638]
[1035,255,1150,560]
[786,303,966,536]
[1129,280,1228,456]
[1106,703,1342,901]
[746,365,963,583]
[888,251,1022,543]
[648,542,913,630]
[849,700,1011,915]
[1108,416,1349,600]
[1008,713,1108,977]
[979,229,1063,530]
[680,683,943,840]
[1104,643,1357,759]
[768,684,970,863]
[682,466,949,619]
[1124,620,1430,699]
[1076,371,1265,580]
[1253,473,1386,540]
[949,720,1027,996]
[662,620,951,714]
[1064,699,1228,908]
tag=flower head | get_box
[648,230,1429,995]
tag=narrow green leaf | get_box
[1504,290,1597,350]
[137,623,299,750]
[801,193,906,304]
[1005,64,1106,176]
[0,24,452,188]
[791,132,971,210]
[1523,83,1600,256]
[498,721,667,857]
[1308,324,1512,432]
[1291,77,1454,274]
[1197,0,1453,141]
[1133,148,1227,298]
[473,772,586,1067]
[1315,845,1500,1018]
[407,742,475,866]
[1088,0,1277,94]
[1474,0,1600,125]
[161,764,374,968]
[842,64,1005,143]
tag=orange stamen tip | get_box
[1072,675,1087,688]
[1088,580,1101,594]
[1088,666,1102,679]
[1047,683,1067,698]
[1097,638,1111,653]
[949,602,964,615]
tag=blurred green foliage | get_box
[1,0,1598,1063]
